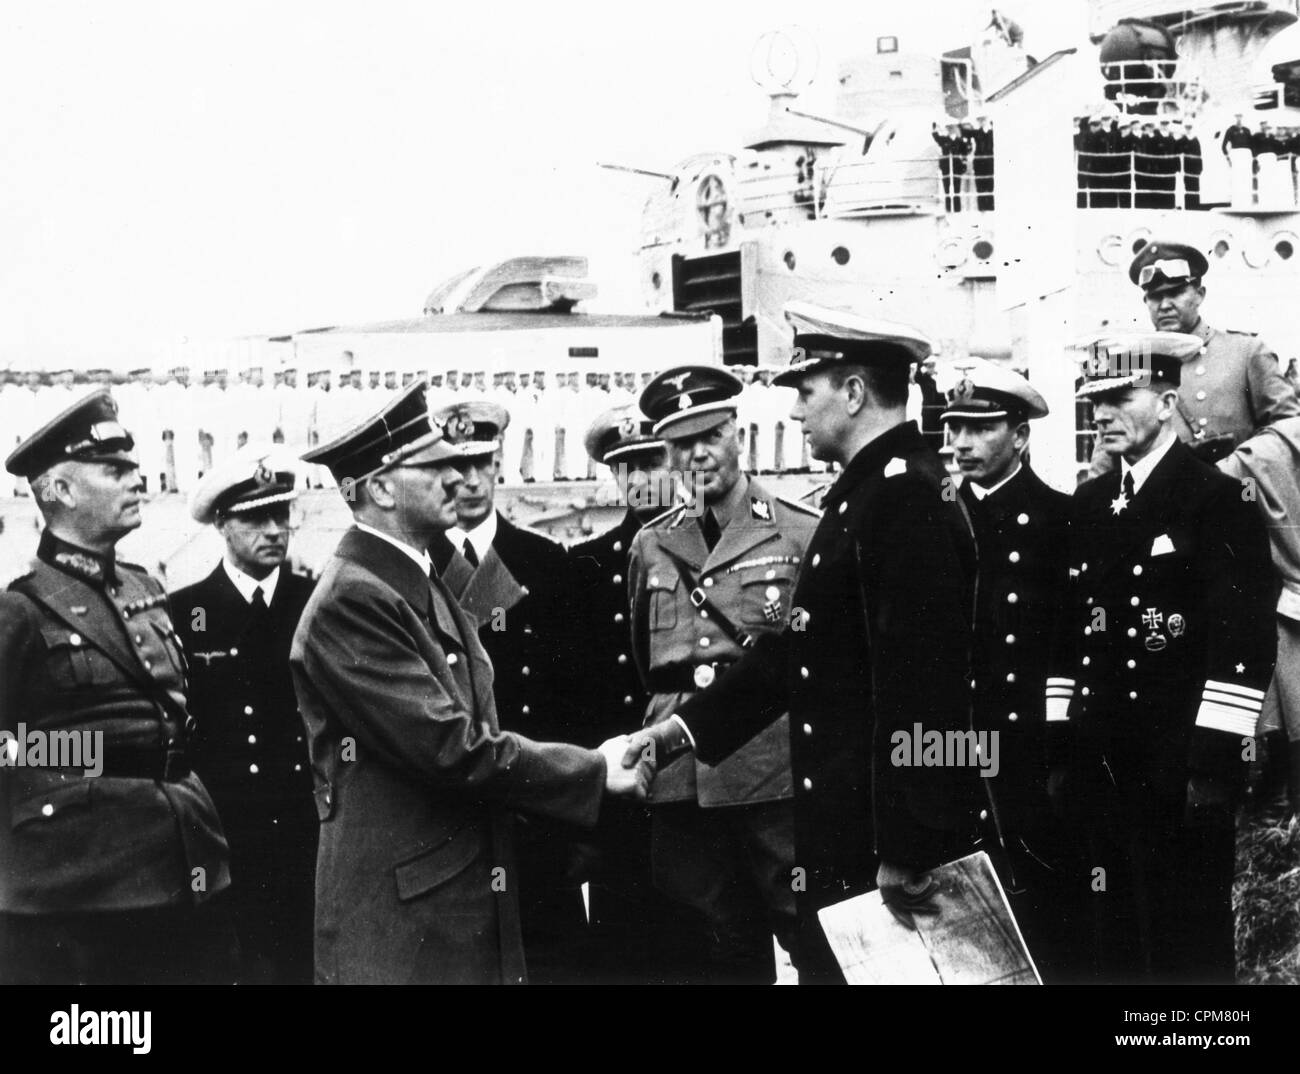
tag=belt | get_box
[92,747,192,782]
[647,661,732,694]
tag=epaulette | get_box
[776,494,822,519]
[1224,328,1258,337]
[646,501,689,529]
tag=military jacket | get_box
[0,532,230,913]
[628,477,817,807]
[1047,440,1276,798]
[676,422,979,901]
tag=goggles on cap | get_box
[1138,259,1192,287]
[66,421,133,457]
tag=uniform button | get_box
[41,803,54,817]
[1198,418,1208,427]
[294,764,302,772]
[1008,551,1020,564]
[1195,390,1207,401]
[1130,596,1140,607]
[838,502,847,515]
[1005,672,1016,684]
[1081,562,1088,572]
[134,634,143,644]
[249,764,259,774]
[1084,626,1092,636]
[521,705,531,716]
[1005,634,1015,645]
[802,723,812,735]
[649,576,659,586]
[803,777,813,791]
[230,647,239,657]
[811,554,821,567]
[800,666,810,679]
[699,610,709,619]
[612,574,622,585]
[1006,593,1018,604]
[248,734,257,745]
[1127,659,1136,669]
[704,577,714,587]
[1017,513,1029,525]
[143,659,152,670]
[1127,627,1137,638]
[698,637,710,648]
[613,541,623,553]
[523,625,533,636]
[614,613,625,624]
[1195,365,1205,376]
[296,735,303,743]
[447,653,459,666]
[1132,565,1143,576]
[1129,691,1138,700]
[617,653,628,664]
[979,809,989,821]
[244,705,254,715]
[69,633,82,647]
[521,665,531,676]
[1086,597,1094,605]
[1082,657,1090,666]
[1081,687,1090,697]
[1008,712,1018,722]
[623,695,634,706]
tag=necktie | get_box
[702,510,721,552]
[1123,471,1136,502]
[462,538,479,568]
[250,587,269,614]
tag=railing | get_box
[1078,148,1300,210]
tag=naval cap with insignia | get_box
[190,444,300,524]
[941,357,1049,422]
[5,389,136,479]
[1128,240,1209,295]
[429,398,508,459]
[584,404,664,464]
[777,301,932,387]
[301,380,468,484]
[1074,331,1202,399]
[640,365,744,440]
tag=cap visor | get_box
[602,439,666,463]
[654,405,735,441]
[772,359,831,388]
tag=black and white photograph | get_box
[2,0,1298,1051]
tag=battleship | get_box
[629,0,1300,491]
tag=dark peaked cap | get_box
[1075,332,1202,399]
[777,301,932,387]
[1128,240,1210,295]
[5,390,136,478]
[640,365,744,440]
[585,404,663,464]
[301,381,467,484]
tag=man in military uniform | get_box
[429,398,591,984]
[1129,241,1298,454]
[0,391,234,984]
[944,360,1087,981]
[624,304,979,983]
[293,382,648,984]
[1048,334,1276,982]
[170,446,317,983]
[627,364,818,984]
[568,406,699,981]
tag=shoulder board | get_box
[883,457,908,478]
[775,494,822,519]
[1223,328,1258,337]
[116,558,150,575]
[646,502,689,528]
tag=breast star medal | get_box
[1110,491,1130,515]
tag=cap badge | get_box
[678,392,693,410]
[254,461,274,486]
[953,377,976,403]
[448,413,476,441]
[664,372,691,391]
[693,664,716,689]
[619,416,638,438]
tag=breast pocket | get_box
[39,627,117,689]
[740,570,797,627]
[647,574,680,632]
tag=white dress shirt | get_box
[447,511,498,566]
[965,459,1022,501]
[222,559,280,605]
[355,522,433,576]
[1121,431,1178,496]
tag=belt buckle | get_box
[693,663,716,689]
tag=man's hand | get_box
[621,718,694,772]
[598,736,653,800]
[877,860,941,932]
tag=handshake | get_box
[596,718,695,799]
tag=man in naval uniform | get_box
[292,382,649,984]
[628,365,818,984]
[1048,333,1276,982]
[944,359,1088,981]
[0,391,234,984]
[623,304,979,983]
[170,446,317,983]
[429,398,592,984]
[568,405,704,982]
[1125,241,1298,459]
